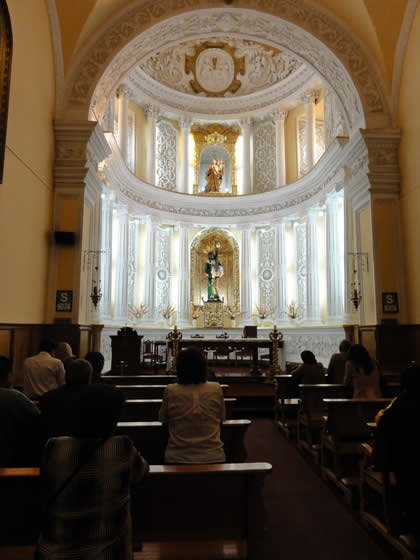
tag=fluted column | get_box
[179,118,191,193]
[326,193,344,323]
[273,110,288,187]
[306,209,320,323]
[117,85,129,162]
[240,119,252,194]
[343,184,353,323]
[301,89,319,172]
[113,205,129,321]
[144,105,159,185]
[275,220,288,323]
[240,225,252,323]
[144,216,158,321]
[128,218,140,309]
[177,223,190,325]
[99,190,113,319]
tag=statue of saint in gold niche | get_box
[204,242,224,301]
[204,155,225,193]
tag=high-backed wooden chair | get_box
[275,374,299,439]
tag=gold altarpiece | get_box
[190,228,239,310]
[191,124,240,196]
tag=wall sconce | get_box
[83,250,106,310]
[348,252,368,311]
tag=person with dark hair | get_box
[326,339,352,383]
[35,383,149,560]
[55,342,75,372]
[38,359,92,441]
[0,355,40,466]
[374,364,420,545]
[23,339,65,399]
[85,351,105,383]
[159,347,225,464]
[344,343,382,398]
[288,350,325,397]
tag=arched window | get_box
[0,0,12,183]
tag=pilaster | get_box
[306,209,320,324]
[177,223,191,326]
[179,117,192,194]
[273,110,288,187]
[239,224,253,323]
[144,105,159,185]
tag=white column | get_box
[128,219,140,309]
[117,85,129,162]
[326,193,344,323]
[275,221,288,323]
[343,185,353,323]
[179,118,191,194]
[301,89,319,171]
[240,225,253,323]
[240,119,252,194]
[177,223,190,326]
[113,205,129,321]
[144,105,159,185]
[273,110,288,187]
[306,209,320,323]
[144,216,158,321]
[99,191,113,320]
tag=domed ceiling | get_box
[138,38,302,98]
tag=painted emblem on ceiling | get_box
[139,38,301,97]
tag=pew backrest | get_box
[116,383,228,400]
[121,397,237,421]
[299,384,352,420]
[103,375,177,385]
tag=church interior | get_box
[1,0,420,558]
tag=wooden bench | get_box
[0,462,272,560]
[120,398,237,422]
[116,419,251,463]
[297,384,351,462]
[320,398,391,503]
[359,444,417,560]
[102,374,177,385]
[274,375,299,439]
[116,383,228,400]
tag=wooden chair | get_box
[274,374,299,439]
[116,419,251,464]
[142,340,162,369]
[320,398,391,503]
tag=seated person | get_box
[375,363,420,545]
[35,383,149,560]
[344,344,382,398]
[288,350,325,397]
[55,342,76,372]
[326,339,351,384]
[159,347,225,464]
[38,359,92,441]
[0,355,41,466]
[85,351,105,383]
[23,339,65,399]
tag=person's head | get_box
[339,339,352,354]
[347,344,373,375]
[301,350,317,365]
[39,339,56,355]
[207,251,215,261]
[55,342,74,362]
[176,347,207,385]
[0,355,11,388]
[76,384,125,438]
[400,363,420,395]
[85,351,105,374]
[65,359,92,387]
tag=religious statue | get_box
[204,243,224,301]
[204,156,224,193]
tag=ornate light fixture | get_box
[348,252,368,311]
[83,250,106,310]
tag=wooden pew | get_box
[320,398,391,503]
[297,384,351,462]
[102,374,176,385]
[0,462,272,560]
[274,374,299,439]
[120,398,237,422]
[116,383,228,400]
[116,419,251,463]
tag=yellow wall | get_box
[285,105,303,184]
[0,0,55,323]
[132,101,147,181]
[359,207,376,325]
[398,4,420,323]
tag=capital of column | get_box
[237,223,253,233]
[360,129,401,191]
[300,88,320,105]
[272,110,288,122]
[144,104,159,120]
[179,117,192,130]
[118,84,132,99]
[240,118,253,132]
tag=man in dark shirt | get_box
[0,355,40,466]
[38,359,93,441]
[326,339,351,384]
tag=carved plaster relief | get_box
[254,121,276,192]
[257,228,275,310]
[156,120,177,190]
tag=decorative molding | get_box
[257,228,275,310]
[46,0,64,119]
[254,120,276,192]
[156,120,178,190]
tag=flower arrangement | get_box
[161,303,176,320]
[128,302,149,319]
[286,300,304,320]
[191,303,203,320]
[225,304,244,321]
[255,303,273,320]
